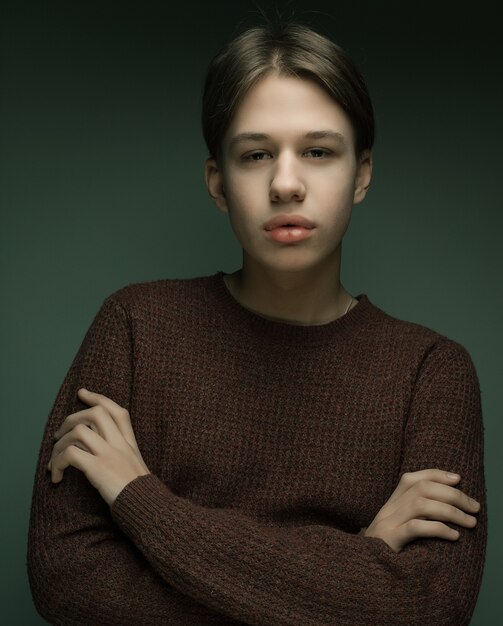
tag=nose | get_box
[269,152,306,203]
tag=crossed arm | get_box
[28,297,487,625]
[48,388,480,553]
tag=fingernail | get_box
[447,473,460,479]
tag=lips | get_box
[264,214,316,230]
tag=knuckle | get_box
[448,501,458,512]
[118,407,130,421]
[407,518,422,533]
[414,480,427,495]
[415,495,429,511]
[464,494,474,507]
[88,412,102,429]
[401,472,413,483]
[60,416,73,431]
[448,503,461,517]
[94,405,108,420]
[66,445,79,461]
[74,423,90,436]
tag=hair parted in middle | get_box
[201,20,375,168]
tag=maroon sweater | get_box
[27,271,487,625]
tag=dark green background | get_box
[1,1,501,623]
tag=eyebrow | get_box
[229,130,347,148]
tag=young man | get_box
[28,21,486,625]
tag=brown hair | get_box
[201,21,375,166]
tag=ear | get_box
[353,149,372,205]
[204,157,228,214]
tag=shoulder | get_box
[364,295,479,382]
[99,273,215,320]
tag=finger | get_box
[381,480,477,531]
[412,498,478,529]
[385,488,477,530]
[388,469,461,505]
[51,425,108,482]
[77,388,137,447]
[52,423,105,457]
[415,480,480,515]
[403,519,460,542]
[54,405,122,443]
[50,444,93,483]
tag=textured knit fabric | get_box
[27,270,487,625]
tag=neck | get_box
[224,252,354,326]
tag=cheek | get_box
[224,172,261,220]
[220,180,254,241]
[315,168,355,207]
[226,182,249,207]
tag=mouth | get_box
[264,225,315,243]
[264,214,316,231]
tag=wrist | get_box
[106,471,150,508]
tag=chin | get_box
[259,258,326,276]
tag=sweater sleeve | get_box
[27,296,241,626]
[108,337,487,626]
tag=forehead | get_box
[224,73,355,147]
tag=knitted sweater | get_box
[27,270,487,625]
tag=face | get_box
[205,73,372,275]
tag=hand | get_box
[47,388,151,507]
[362,469,480,553]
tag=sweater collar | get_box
[208,270,377,346]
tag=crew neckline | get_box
[209,270,375,345]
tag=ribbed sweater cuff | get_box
[110,473,175,541]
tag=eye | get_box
[305,148,331,158]
[242,151,270,161]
